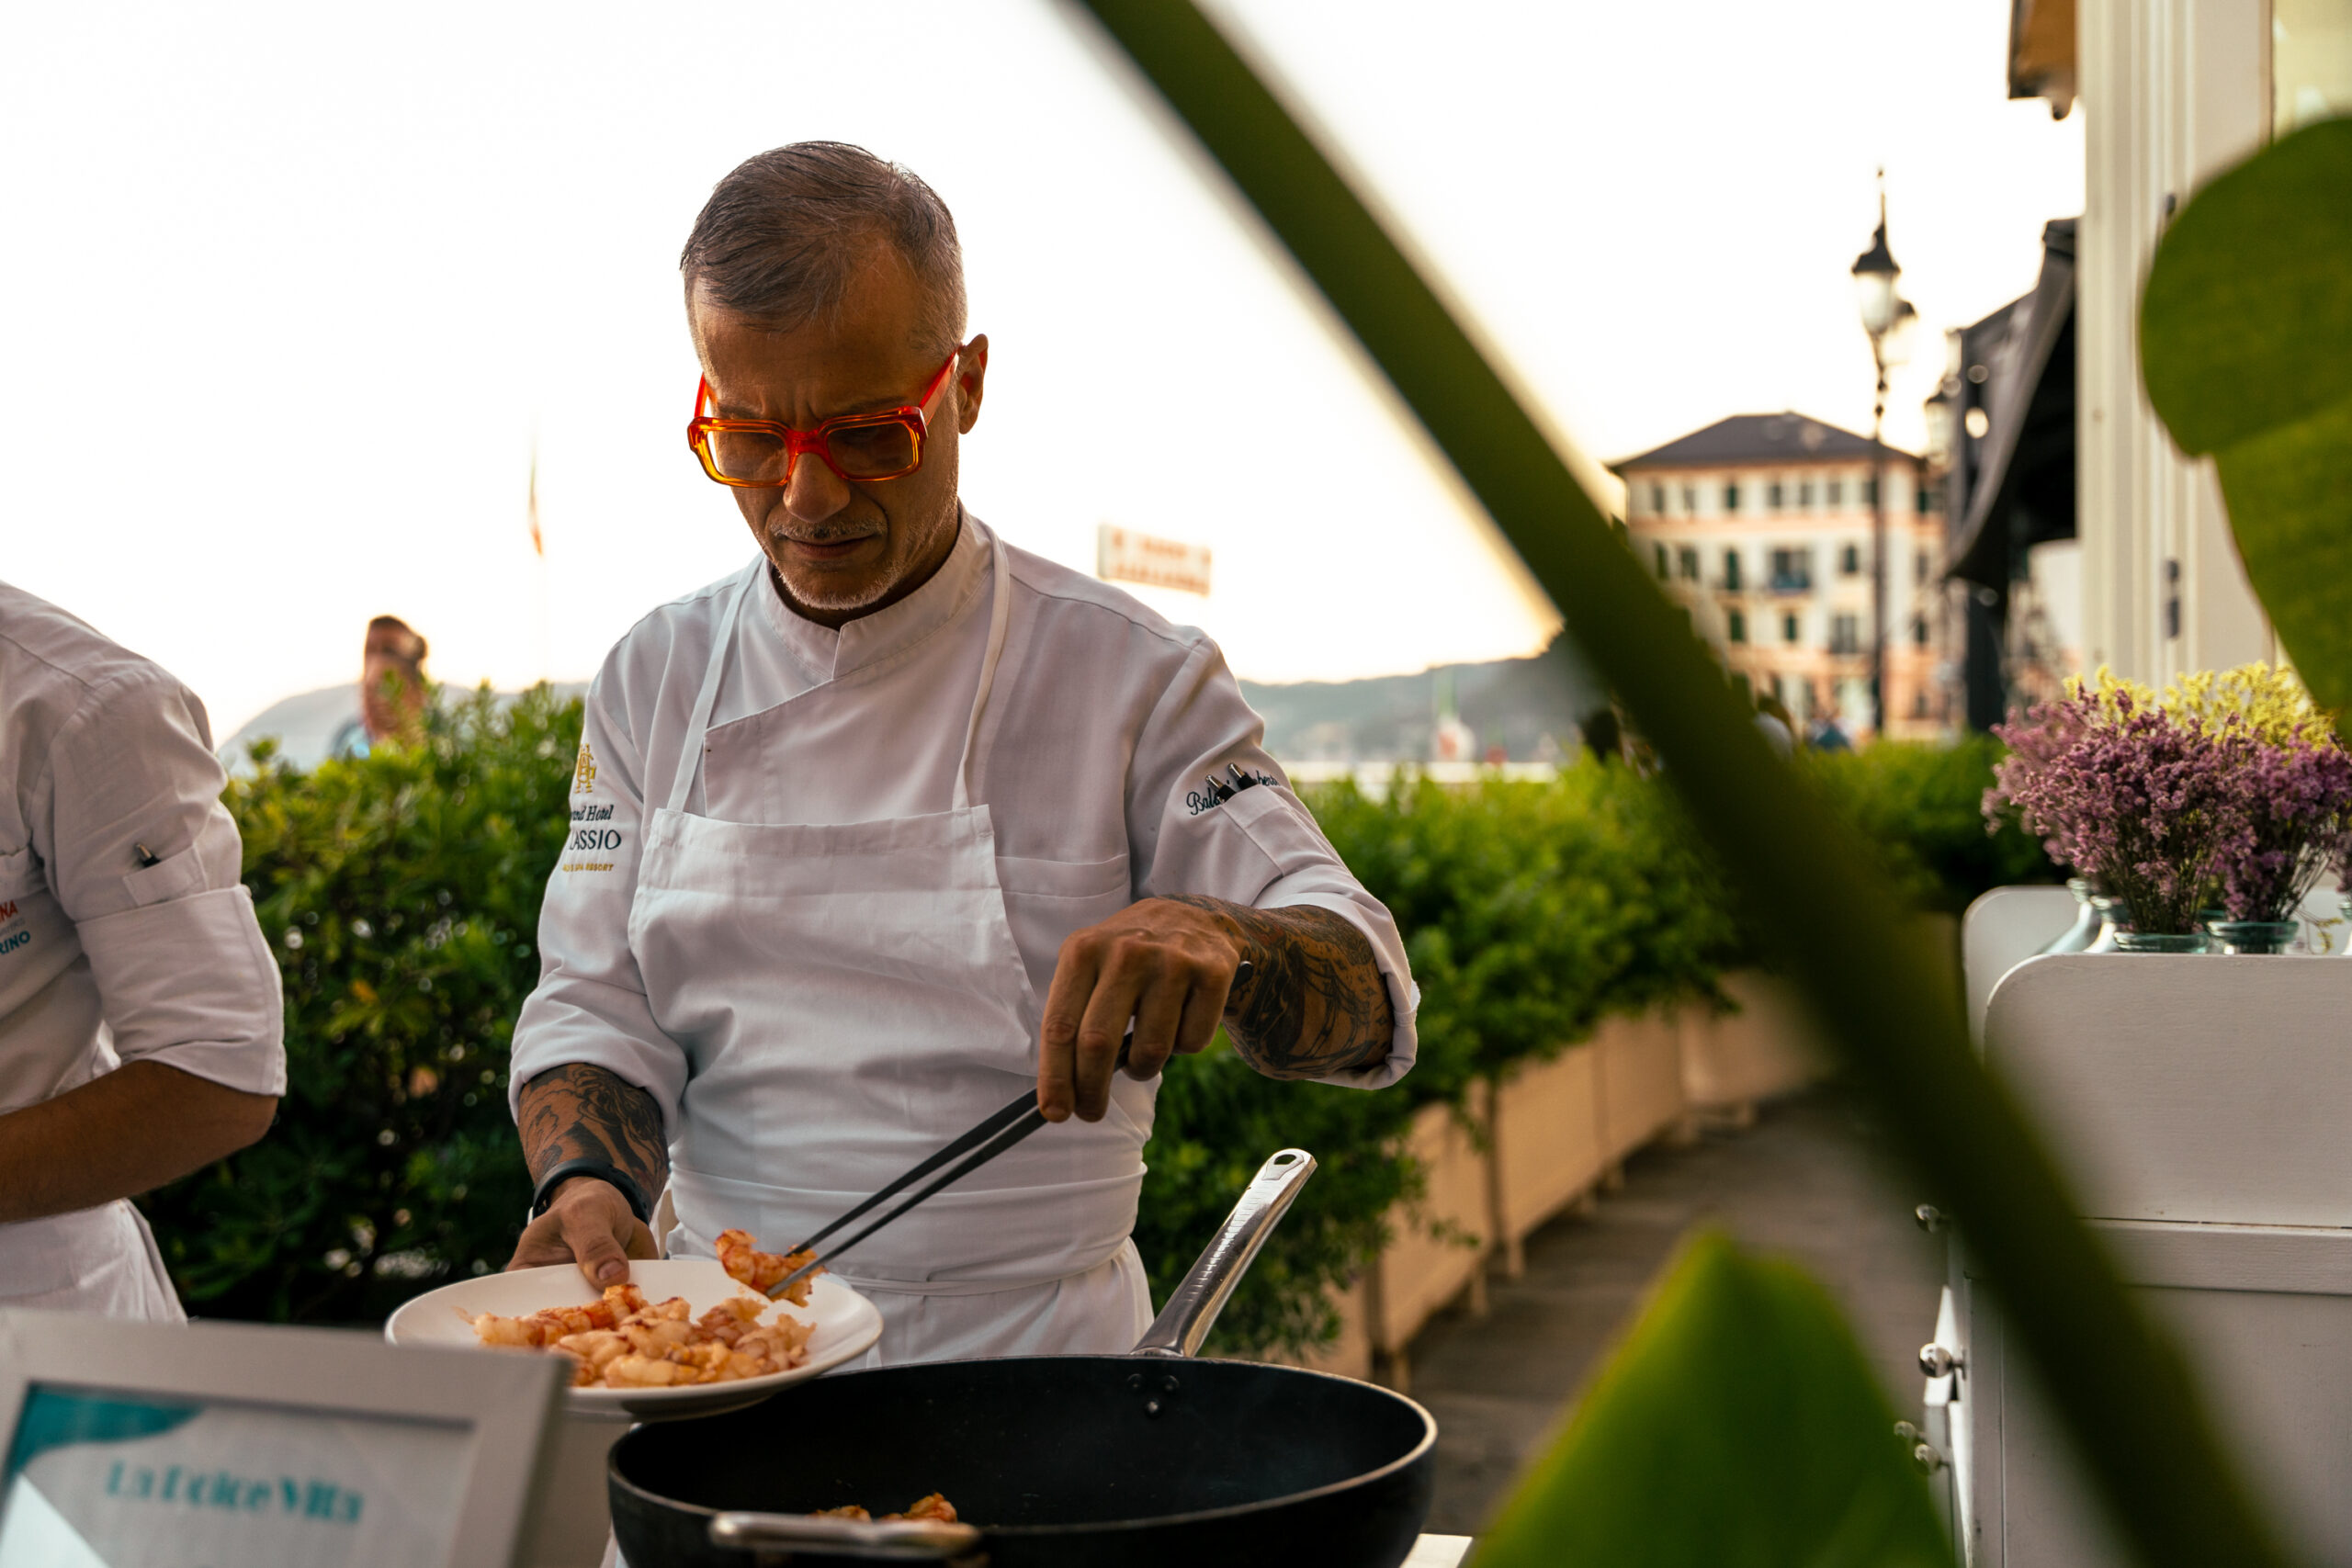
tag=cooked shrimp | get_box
[888,1494,958,1523]
[467,1280,643,1351]
[693,1295,768,1347]
[472,1270,814,1389]
[716,1228,821,1306]
[604,1355,694,1387]
[465,1312,548,1348]
[809,1494,959,1524]
[555,1329,633,1382]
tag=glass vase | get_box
[2112,931,2211,954]
[2084,895,2130,953]
[2040,879,2101,955]
[2207,919,2301,955]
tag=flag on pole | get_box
[527,443,544,558]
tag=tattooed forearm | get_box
[1162,896,1395,1080]
[518,1064,669,1201]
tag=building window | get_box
[1768,547,1811,592]
[1677,546,1700,581]
[1781,612,1802,645]
[1829,613,1860,654]
[1722,548,1743,591]
[1727,608,1747,644]
[1838,543,1861,576]
[1648,482,1666,514]
[1767,481,1785,511]
[1826,479,1843,508]
[1797,480,1815,508]
[1654,543,1669,580]
[1680,484,1698,513]
[1917,487,1932,514]
[1861,478,1878,506]
[1723,481,1741,513]
[1913,616,1930,647]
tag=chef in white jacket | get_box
[505,143,1417,1365]
[0,582,285,1318]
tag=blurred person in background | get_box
[0,582,285,1318]
[1754,693,1796,756]
[1577,706,1623,765]
[329,615,430,760]
[1807,701,1852,753]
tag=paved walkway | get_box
[1408,1090,1946,1535]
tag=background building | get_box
[1617,412,1950,741]
[1939,218,2081,728]
[1939,0,2349,725]
[1985,0,2352,696]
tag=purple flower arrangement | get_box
[1984,672,2352,939]
[2211,729,2352,921]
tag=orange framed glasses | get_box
[685,350,960,488]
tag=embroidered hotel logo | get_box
[561,745,613,871]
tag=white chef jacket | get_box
[0,581,286,1316]
[512,513,1417,1145]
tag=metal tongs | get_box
[763,963,1250,1300]
[762,1077,1052,1300]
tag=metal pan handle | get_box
[708,1511,982,1561]
[1129,1147,1317,1359]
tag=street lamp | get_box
[1850,172,1914,739]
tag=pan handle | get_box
[1130,1147,1317,1359]
[708,1512,981,1561]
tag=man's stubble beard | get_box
[762,493,956,615]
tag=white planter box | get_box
[1488,1044,1605,1275]
[1255,1275,1374,1383]
[1594,1010,1686,1166]
[1679,973,1826,1117]
[1370,1100,1490,1359]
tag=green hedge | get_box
[143,696,2045,1354]
[1138,766,1742,1349]
[1804,734,2059,915]
[140,686,567,1323]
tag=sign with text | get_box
[0,1386,473,1567]
[1097,525,1212,596]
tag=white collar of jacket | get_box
[748,505,992,686]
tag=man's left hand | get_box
[1037,898,1240,1122]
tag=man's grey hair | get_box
[680,142,966,357]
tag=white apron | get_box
[629,545,1152,1365]
[0,858,183,1320]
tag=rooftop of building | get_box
[1611,412,1917,473]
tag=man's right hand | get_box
[504,1176,659,1287]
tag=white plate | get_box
[384,1259,881,1420]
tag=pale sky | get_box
[0,2,2083,737]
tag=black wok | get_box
[610,1149,1438,1566]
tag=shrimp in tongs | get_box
[716,1227,821,1306]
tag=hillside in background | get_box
[226,640,1603,771]
[1240,633,1605,763]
